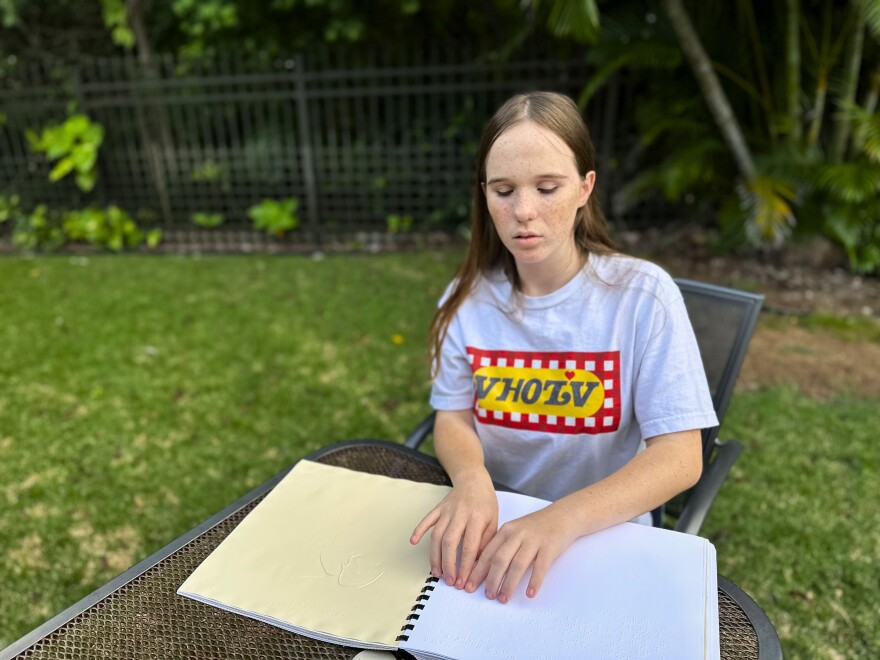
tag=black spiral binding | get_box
[396,576,439,642]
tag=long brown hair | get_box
[427,91,616,376]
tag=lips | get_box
[514,233,539,239]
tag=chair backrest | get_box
[674,278,764,458]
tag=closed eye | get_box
[494,189,513,197]
[538,187,558,195]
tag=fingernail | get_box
[527,587,536,598]
[455,578,464,589]
[432,567,440,578]
[499,594,508,604]
[445,576,454,586]
[465,582,474,592]
[486,590,495,600]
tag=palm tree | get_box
[569,0,880,272]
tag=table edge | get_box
[717,576,783,660]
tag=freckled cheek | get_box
[545,199,575,230]
[486,199,512,224]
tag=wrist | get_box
[449,465,492,489]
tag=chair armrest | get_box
[674,438,743,536]
[404,411,437,449]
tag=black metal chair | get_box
[402,278,764,536]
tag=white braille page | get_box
[402,491,718,660]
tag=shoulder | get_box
[585,253,681,305]
[439,270,513,311]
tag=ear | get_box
[578,171,596,208]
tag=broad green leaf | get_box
[75,170,98,192]
[146,229,163,248]
[65,115,90,136]
[112,26,136,49]
[71,144,98,172]
[49,157,75,182]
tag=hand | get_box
[410,474,498,590]
[464,504,578,604]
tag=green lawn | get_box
[0,252,877,658]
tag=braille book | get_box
[178,460,720,660]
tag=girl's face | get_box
[483,120,594,282]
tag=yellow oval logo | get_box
[473,367,605,418]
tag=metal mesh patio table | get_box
[1,441,781,660]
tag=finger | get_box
[429,518,449,579]
[464,534,499,593]
[478,522,497,554]
[483,539,520,601]
[454,521,486,589]
[440,517,467,585]
[526,549,553,599]
[411,508,440,545]
[497,545,537,604]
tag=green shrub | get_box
[247,197,299,237]
[0,194,23,225]
[63,206,162,251]
[11,205,66,251]
[192,212,225,228]
[386,214,413,234]
[26,114,104,192]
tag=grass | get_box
[705,388,879,658]
[761,311,880,342]
[0,252,877,658]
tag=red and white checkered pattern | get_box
[466,347,621,435]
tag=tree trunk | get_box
[125,0,174,225]
[785,0,802,142]
[807,76,828,145]
[829,0,865,161]
[660,0,756,180]
[126,0,155,66]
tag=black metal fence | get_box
[0,49,651,247]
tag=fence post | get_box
[598,73,620,221]
[292,54,322,248]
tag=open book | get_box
[178,460,720,660]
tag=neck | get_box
[517,247,585,297]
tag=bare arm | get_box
[410,409,498,588]
[466,429,703,603]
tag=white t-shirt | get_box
[430,254,718,524]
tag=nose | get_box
[513,190,538,222]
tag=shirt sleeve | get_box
[429,304,475,412]
[632,279,719,440]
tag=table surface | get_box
[2,440,781,660]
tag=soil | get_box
[621,228,880,400]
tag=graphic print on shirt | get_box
[467,347,621,434]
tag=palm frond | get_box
[836,102,880,163]
[817,161,880,203]
[538,0,600,44]
[824,199,880,273]
[577,41,682,107]
[864,0,880,40]
[616,138,727,210]
[739,175,797,246]
[753,143,825,194]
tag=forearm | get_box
[433,409,493,487]
[550,430,703,536]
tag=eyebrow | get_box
[485,173,569,185]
